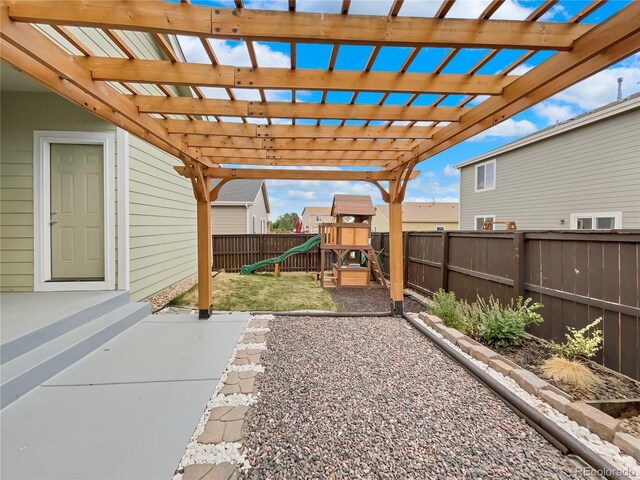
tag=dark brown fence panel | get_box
[371,229,640,380]
[212,234,331,273]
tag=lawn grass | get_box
[171,272,337,312]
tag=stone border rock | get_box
[174,314,273,480]
[146,274,197,313]
[418,311,640,468]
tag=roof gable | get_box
[331,195,375,217]
[211,179,264,204]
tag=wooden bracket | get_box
[188,163,208,201]
[368,180,390,203]
[210,178,232,202]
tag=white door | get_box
[50,144,105,280]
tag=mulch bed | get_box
[496,337,640,438]
[328,287,423,313]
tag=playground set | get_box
[240,195,386,288]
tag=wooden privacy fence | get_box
[372,231,640,381]
[212,234,332,273]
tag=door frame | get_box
[33,130,116,291]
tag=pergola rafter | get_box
[1,0,638,317]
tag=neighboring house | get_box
[456,95,640,230]
[301,206,333,233]
[0,31,198,301]
[372,202,459,232]
[210,180,270,234]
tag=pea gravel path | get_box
[241,316,588,479]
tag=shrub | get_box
[460,301,484,341]
[477,296,543,348]
[430,289,465,331]
[552,318,603,360]
[541,356,599,388]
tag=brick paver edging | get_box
[178,316,270,480]
[418,312,640,463]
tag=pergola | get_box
[2,0,639,317]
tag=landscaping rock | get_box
[565,402,620,442]
[197,406,249,444]
[241,332,267,343]
[220,371,258,395]
[439,326,466,345]
[488,358,516,376]
[510,368,549,396]
[469,345,498,364]
[232,349,263,366]
[613,432,640,462]
[183,463,237,480]
[539,384,573,402]
[456,339,475,354]
[418,312,442,328]
[249,319,269,329]
[539,389,572,414]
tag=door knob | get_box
[50,211,58,225]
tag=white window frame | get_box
[33,131,116,291]
[474,215,496,231]
[474,159,496,192]
[570,212,622,230]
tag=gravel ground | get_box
[328,287,423,313]
[146,274,197,312]
[240,316,586,479]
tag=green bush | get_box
[477,296,543,348]
[552,317,603,360]
[461,301,484,341]
[430,289,466,331]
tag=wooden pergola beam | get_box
[391,2,640,169]
[185,136,416,151]
[0,8,204,167]
[199,148,399,161]
[175,166,419,181]
[203,157,390,167]
[76,57,517,96]
[131,96,467,122]
[164,120,436,139]
[8,1,591,50]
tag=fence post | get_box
[403,232,410,287]
[441,232,450,292]
[513,232,526,298]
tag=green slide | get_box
[240,235,321,275]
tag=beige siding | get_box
[371,212,388,233]
[459,109,640,230]
[247,187,269,233]
[212,206,248,234]
[0,92,115,291]
[128,136,196,301]
[372,218,459,232]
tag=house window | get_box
[436,226,445,231]
[315,215,323,221]
[570,212,621,230]
[475,159,496,192]
[475,215,495,230]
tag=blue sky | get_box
[175,0,640,219]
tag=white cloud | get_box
[532,102,578,125]
[443,165,459,177]
[471,118,537,141]
[399,0,532,20]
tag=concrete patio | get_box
[1,311,248,480]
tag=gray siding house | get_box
[0,32,197,301]
[456,95,640,230]
[211,180,270,234]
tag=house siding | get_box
[0,92,116,291]
[247,187,269,233]
[128,136,197,301]
[212,205,249,234]
[459,109,640,230]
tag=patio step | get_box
[0,302,150,409]
[1,290,130,364]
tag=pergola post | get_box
[388,178,404,315]
[197,177,213,319]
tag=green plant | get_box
[552,318,603,360]
[541,356,599,388]
[477,296,543,348]
[430,289,466,331]
[461,301,484,341]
